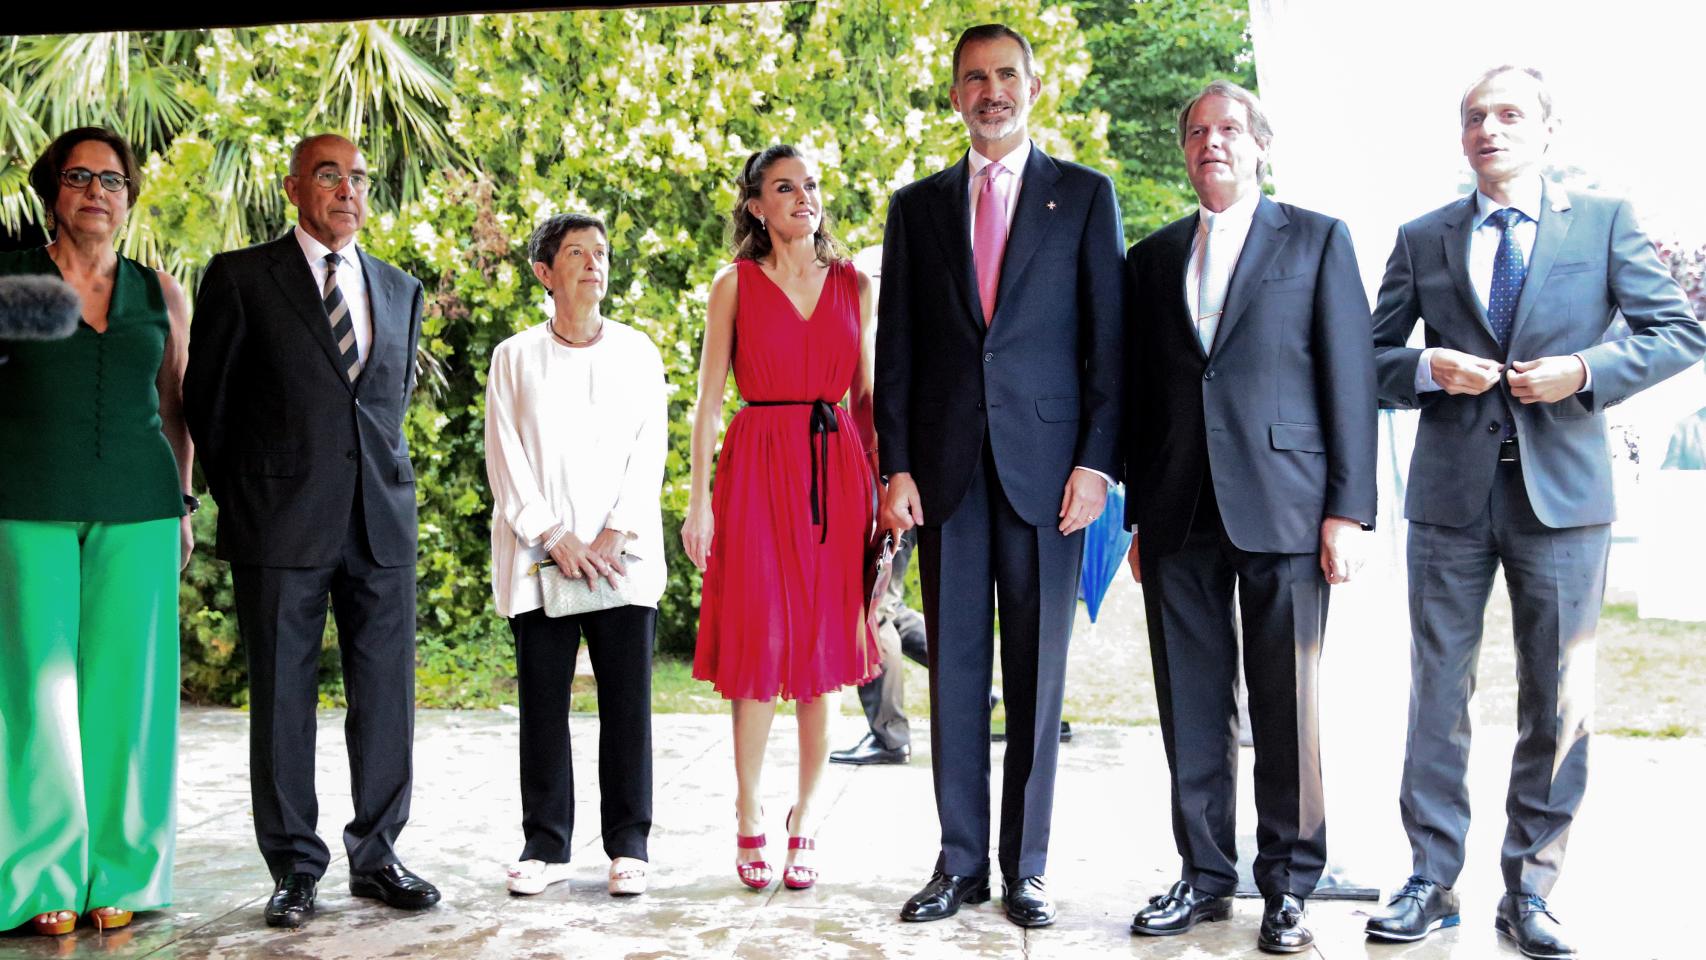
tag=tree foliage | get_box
[0,1,1253,706]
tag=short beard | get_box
[961,108,1022,143]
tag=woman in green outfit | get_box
[0,127,194,937]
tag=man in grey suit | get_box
[1122,80,1376,955]
[185,133,440,929]
[877,23,1124,928]
[1364,67,1704,959]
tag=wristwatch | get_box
[182,492,202,515]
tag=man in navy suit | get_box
[1122,80,1377,955]
[1364,66,1703,959]
[876,23,1124,928]
[185,133,439,929]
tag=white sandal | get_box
[608,857,648,896]
[506,859,572,895]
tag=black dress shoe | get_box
[348,863,441,910]
[1258,893,1313,954]
[1130,880,1233,936]
[1002,875,1056,927]
[900,870,990,922]
[1495,893,1577,959]
[1365,875,1460,942]
[264,873,317,928]
[829,733,909,765]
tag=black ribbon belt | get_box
[747,399,838,544]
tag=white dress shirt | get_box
[1415,178,1589,392]
[484,320,669,617]
[967,139,1031,243]
[294,225,372,364]
[1185,189,1262,354]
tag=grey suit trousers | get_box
[855,531,924,751]
[1400,457,1608,896]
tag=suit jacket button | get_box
[1488,422,1500,432]
[1203,369,1215,381]
[976,401,985,410]
[984,352,994,363]
[346,450,357,461]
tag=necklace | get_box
[550,317,605,347]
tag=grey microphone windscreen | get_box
[0,274,82,341]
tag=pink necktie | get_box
[973,162,1008,325]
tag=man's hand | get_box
[1126,531,1141,584]
[1507,356,1587,404]
[881,471,924,540]
[1058,468,1108,535]
[1319,516,1364,584]
[1430,348,1504,395]
[179,515,195,572]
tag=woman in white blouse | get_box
[484,212,667,898]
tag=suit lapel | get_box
[990,146,1063,326]
[1158,215,1203,361]
[356,248,394,391]
[268,233,354,394]
[924,155,983,332]
[1210,196,1288,355]
[1509,183,1573,346]
[1441,195,1499,347]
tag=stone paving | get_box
[1,704,1696,959]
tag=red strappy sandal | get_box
[783,807,818,890]
[736,832,772,890]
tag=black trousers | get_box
[232,498,417,880]
[1139,476,1329,900]
[509,605,654,863]
[917,446,1082,879]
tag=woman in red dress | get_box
[683,145,880,891]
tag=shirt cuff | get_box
[1573,353,1593,392]
[1415,348,1442,393]
[1073,465,1114,487]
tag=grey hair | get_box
[1176,79,1274,182]
[1459,65,1554,124]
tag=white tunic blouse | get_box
[484,319,669,618]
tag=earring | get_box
[758,214,767,229]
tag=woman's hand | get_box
[681,503,714,572]
[589,528,631,589]
[547,530,606,585]
[179,515,195,571]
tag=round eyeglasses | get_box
[310,171,371,193]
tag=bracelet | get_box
[542,524,569,552]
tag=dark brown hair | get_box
[727,144,846,265]
[528,212,608,266]
[951,23,1036,83]
[30,126,142,212]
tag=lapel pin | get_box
[1047,201,1057,210]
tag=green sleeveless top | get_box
[0,247,184,522]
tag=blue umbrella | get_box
[1078,484,1133,622]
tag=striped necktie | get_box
[322,251,361,382]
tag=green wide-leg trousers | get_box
[0,518,178,930]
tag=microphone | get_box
[0,274,81,341]
[0,274,81,367]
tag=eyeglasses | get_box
[309,171,371,193]
[60,168,131,193]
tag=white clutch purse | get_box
[532,556,644,617]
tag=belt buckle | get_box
[1498,438,1519,463]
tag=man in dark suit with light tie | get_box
[1363,66,1703,960]
[1122,80,1376,955]
[877,23,1124,929]
[184,133,440,929]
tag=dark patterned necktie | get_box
[323,252,361,382]
[1485,207,1528,353]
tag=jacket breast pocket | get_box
[1035,396,1080,423]
[1270,422,1325,453]
[1547,260,1597,278]
[394,457,415,483]
[240,452,297,477]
